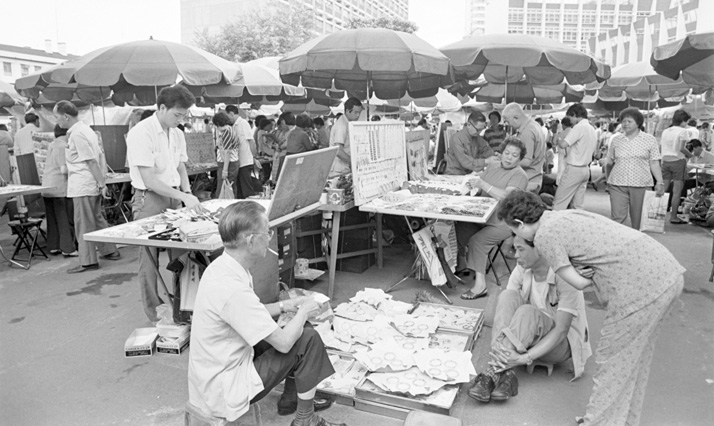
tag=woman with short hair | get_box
[602,108,664,229]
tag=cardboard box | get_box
[156,333,190,355]
[156,322,190,339]
[124,328,159,358]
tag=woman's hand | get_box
[655,182,665,197]
[576,266,595,278]
[466,176,483,191]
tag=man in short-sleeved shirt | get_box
[227,105,260,198]
[502,103,546,191]
[553,104,597,210]
[444,111,495,175]
[329,97,363,177]
[13,113,40,155]
[188,202,343,426]
[126,85,202,322]
[54,101,119,274]
[468,235,591,404]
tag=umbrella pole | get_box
[504,66,508,104]
[366,77,370,120]
[99,87,106,125]
[91,104,96,125]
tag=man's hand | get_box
[297,299,322,319]
[100,186,110,199]
[488,342,527,373]
[182,193,204,212]
[284,296,309,313]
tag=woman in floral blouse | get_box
[602,108,664,229]
[497,190,684,426]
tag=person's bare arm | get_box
[555,265,592,290]
[263,300,321,353]
[138,166,201,209]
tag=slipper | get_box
[460,289,488,300]
[670,219,686,224]
[456,269,475,279]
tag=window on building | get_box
[583,11,596,25]
[545,13,559,23]
[601,11,615,25]
[20,64,29,77]
[564,12,578,24]
[563,31,577,42]
[508,26,522,34]
[3,62,11,76]
[508,8,524,23]
[618,13,632,25]
[545,30,559,40]
[527,12,542,23]
[527,27,542,36]
[34,66,42,72]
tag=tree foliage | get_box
[194,4,315,62]
[347,16,419,33]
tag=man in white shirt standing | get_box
[552,104,597,210]
[503,103,546,192]
[226,105,260,198]
[329,97,363,177]
[13,112,40,155]
[126,85,203,322]
[54,101,120,274]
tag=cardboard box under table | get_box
[83,149,338,322]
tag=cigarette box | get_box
[156,333,190,355]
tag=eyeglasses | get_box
[249,229,274,239]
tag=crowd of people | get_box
[3,88,709,426]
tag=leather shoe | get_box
[67,264,99,274]
[101,251,121,260]
[468,373,496,403]
[290,415,346,426]
[278,394,333,416]
[490,369,518,401]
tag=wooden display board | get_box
[269,147,338,222]
[185,132,216,165]
[349,121,407,206]
[91,125,129,172]
[405,129,429,181]
[30,132,54,179]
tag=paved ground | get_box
[1,184,713,426]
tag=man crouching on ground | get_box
[188,201,345,426]
[469,235,591,403]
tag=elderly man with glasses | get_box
[444,111,496,175]
[188,201,344,426]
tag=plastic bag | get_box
[640,190,670,233]
[218,180,234,200]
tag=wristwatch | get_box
[279,301,285,314]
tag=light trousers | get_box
[72,195,117,266]
[553,165,590,210]
[608,185,647,230]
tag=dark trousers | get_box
[43,196,76,253]
[249,325,334,403]
[215,161,240,198]
[237,165,260,199]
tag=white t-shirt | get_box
[65,122,104,198]
[233,117,255,168]
[126,115,188,190]
[329,115,351,176]
[188,253,278,422]
[13,124,37,156]
[564,119,597,166]
[660,126,690,161]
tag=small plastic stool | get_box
[526,360,554,376]
[404,410,462,426]
[185,401,262,426]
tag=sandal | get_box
[455,269,475,279]
[460,289,488,300]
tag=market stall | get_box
[84,148,337,321]
[0,183,53,269]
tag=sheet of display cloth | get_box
[367,367,448,396]
[333,301,379,322]
[354,341,416,372]
[350,287,392,307]
[391,314,440,338]
[377,300,413,317]
[413,348,475,383]
[412,305,483,332]
[314,322,353,353]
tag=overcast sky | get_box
[0,0,465,56]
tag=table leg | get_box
[328,211,341,300]
[144,246,173,304]
[376,213,383,268]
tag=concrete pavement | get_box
[1,187,713,426]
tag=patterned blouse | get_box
[606,131,661,187]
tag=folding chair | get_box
[485,239,513,286]
[6,199,48,268]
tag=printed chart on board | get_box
[349,121,407,205]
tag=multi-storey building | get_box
[0,40,76,84]
[180,0,409,46]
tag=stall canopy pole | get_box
[99,87,106,125]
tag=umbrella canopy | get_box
[651,32,714,89]
[0,81,26,108]
[440,33,610,86]
[279,28,453,99]
[471,81,584,104]
[48,38,242,87]
[599,61,702,102]
[187,62,305,104]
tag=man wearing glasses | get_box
[189,202,345,426]
[444,111,496,175]
[126,85,204,322]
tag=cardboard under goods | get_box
[124,328,159,357]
